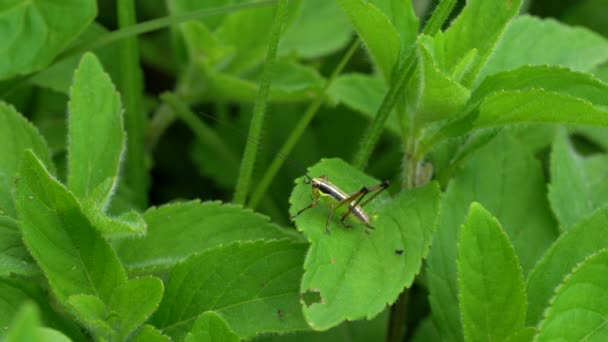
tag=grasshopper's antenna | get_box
[197,112,313,182]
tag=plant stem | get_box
[384,1,458,341]
[117,0,148,209]
[248,39,361,209]
[352,0,457,170]
[233,0,288,205]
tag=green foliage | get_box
[535,248,608,341]
[0,0,96,79]
[458,203,526,342]
[290,159,440,330]
[152,240,309,340]
[1,1,608,341]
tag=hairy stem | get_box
[233,0,288,204]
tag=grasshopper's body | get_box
[291,175,389,234]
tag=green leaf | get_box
[108,276,164,340]
[426,133,556,341]
[0,0,96,79]
[115,200,299,273]
[458,203,526,342]
[336,0,401,81]
[473,89,608,128]
[152,240,309,340]
[203,61,324,103]
[469,65,608,111]
[526,207,608,325]
[84,206,147,238]
[68,52,125,207]
[0,215,36,276]
[30,23,120,94]
[0,280,32,329]
[15,150,127,304]
[184,312,239,342]
[481,15,608,79]
[536,248,608,341]
[130,325,171,342]
[0,102,53,217]
[289,159,440,330]
[548,131,608,232]
[407,35,470,123]
[280,0,352,58]
[440,0,522,86]
[67,295,114,340]
[5,302,71,342]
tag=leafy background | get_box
[1,0,608,341]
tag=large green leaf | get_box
[0,102,52,217]
[440,0,522,86]
[152,240,309,340]
[184,312,239,342]
[68,52,124,207]
[289,159,440,330]
[480,15,608,79]
[535,248,608,341]
[526,207,608,325]
[426,133,556,341]
[15,150,127,304]
[0,0,96,79]
[548,131,608,231]
[336,0,400,81]
[67,53,146,238]
[458,203,526,342]
[115,200,300,273]
[473,89,608,128]
[469,65,608,111]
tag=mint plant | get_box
[1,0,608,341]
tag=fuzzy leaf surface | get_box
[68,52,124,207]
[15,150,127,304]
[115,200,299,273]
[152,240,309,340]
[481,15,608,78]
[290,158,440,330]
[0,0,96,79]
[441,0,522,85]
[336,0,400,81]
[458,203,526,342]
[426,133,556,341]
[536,249,608,341]
[526,207,608,325]
[184,312,240,342]
[0,103,53,217]
[549,130,608,231]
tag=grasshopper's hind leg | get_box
[338,180,389,228]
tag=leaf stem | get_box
[248,39,361,209]
[233,0,289,205]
